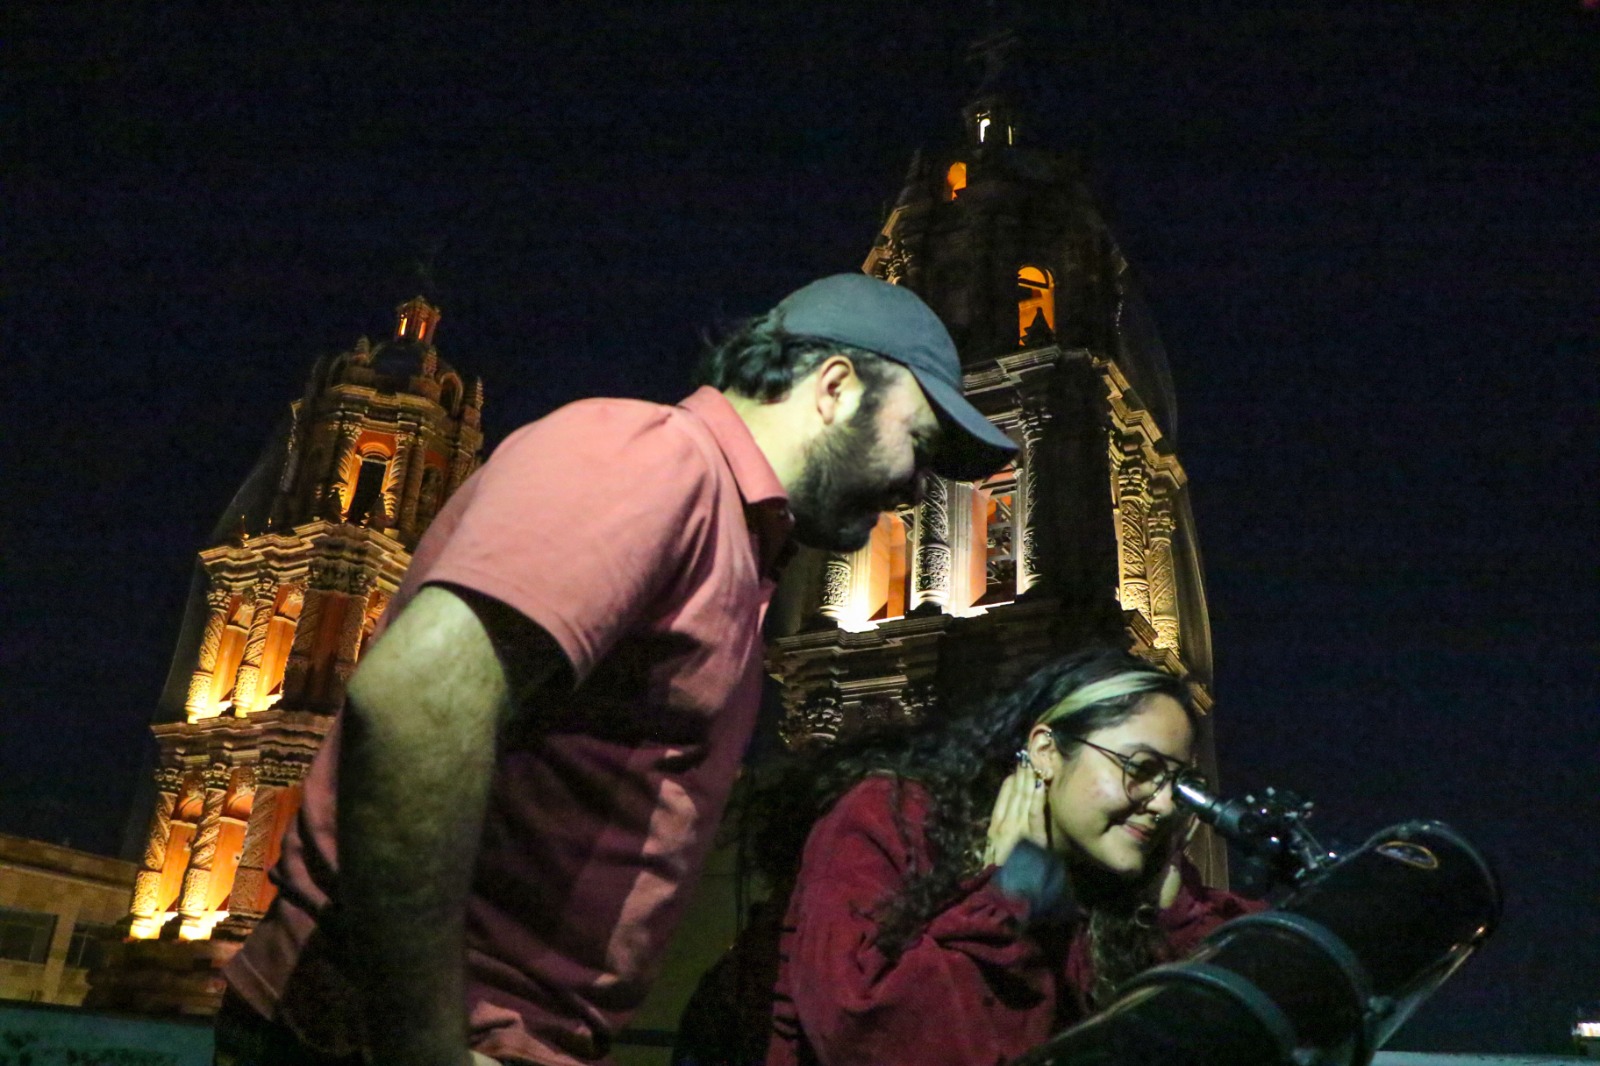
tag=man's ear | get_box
[812,354,860,428]
[1027,724,1059,783]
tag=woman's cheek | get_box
[1090,778,1126,817]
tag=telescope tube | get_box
[1011,820,1500,1066]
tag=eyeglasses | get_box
[1066,736,1203,802]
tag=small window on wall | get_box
[974,467,1017,607]
[0,907,56,964]
[1017,266,1055,343]
[944,161,968,201]
[66,923,116,970]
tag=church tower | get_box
[90,297,484,1013]
[769,29,1223,878]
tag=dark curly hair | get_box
[694,310,896,402]
[735,646,1196,1003]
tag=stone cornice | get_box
[197,522,412,595]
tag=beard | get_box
[788,398,904,553]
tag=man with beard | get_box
[216,274,1017,1066]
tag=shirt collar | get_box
[678,387,794,575]
[679,387,787,507]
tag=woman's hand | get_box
[1153,814,1198,909]
[982,765,1049,868]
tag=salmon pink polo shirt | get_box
[224,387,793,1065]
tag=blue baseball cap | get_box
[773,274,1019,481]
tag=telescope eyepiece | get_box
[1174,772,1269,844]
[1174,770,1218,817]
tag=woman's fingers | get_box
[986,767,1037,868]
[984,771,1014,866]
[1004,765,1030,819]
[1006,767,1028,816]
[1157,854,1183,909]
[1009,767,1031,819]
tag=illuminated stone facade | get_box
[768,32,1226,881]
[89,297,483,1014]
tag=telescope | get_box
[1172,775,1338,895]
[1012,775,1501,1066]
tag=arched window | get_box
[210,600,251,712]
[258,588,304,712]
[1017,266,1056,343]
[439,373,463,415]
[866,509,912,622]
[347,453,391,524]
[944,161,968,202]
[971,110,1014,146]
[973,466,1018,607]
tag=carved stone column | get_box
[1114,449,1151,620]
[945,479,979,609]
[397,432,427,538]
[326,578,374,711]
[185,587,233,721]
[1014,408,1050,596]
[446,436,475,496]
[127,767,185,938]
[176,765,233,939]
[910,475,952,611]
[378,433,406,528]
[279,585,326,710]
[231,577,279,716]
[366,588,391,629]
[817,555,853,624]
[222,761,287,925]
[417,468,445,531]
[325,421,363,520]
[1146,491,1180,651]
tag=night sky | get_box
[6,1,1596,1053]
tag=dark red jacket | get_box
[765,776,1261,1066]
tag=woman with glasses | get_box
[744,646,1263,1066]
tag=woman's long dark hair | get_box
[735,646,1196,1001]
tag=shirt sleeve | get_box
[782,779,1048,1066]
[418,400,716,683]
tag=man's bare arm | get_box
[336,585,568,1066]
